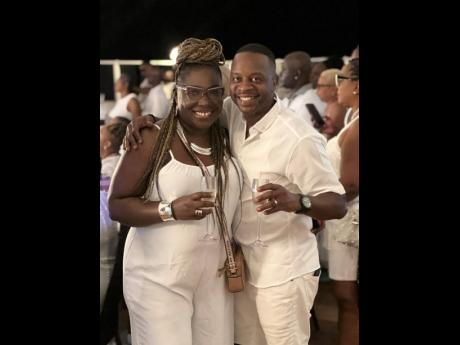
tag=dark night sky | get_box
[100,0,358,59]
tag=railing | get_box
[100,56,348,101]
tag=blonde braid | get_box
[175,38,225,67]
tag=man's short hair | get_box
[235,43,276,67]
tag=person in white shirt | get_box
[325,58,359,345]
[316,69,341,104]
[136,61,154,106]
[100,120,129,309]
[310,62,327,89]
[100,120,128,179]
[108,38,242,345]
[278,51,327,126]
[310,68,342,131]
[142,64,170,118]
[107,74,142,122]
[314,100,348,273]
[100,119,130,344]
[124,43,347,345]
[321,101,348,140]
[139,61,154,89]
[226,44,346,345]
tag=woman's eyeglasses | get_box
[176,85,224,102]
[335,74,359,87]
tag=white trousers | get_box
[123,230,234,345]
[234,272,319,345]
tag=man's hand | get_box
[123,115,156,151]
[254,183,301,215]
[255,186,347,220]
[311,114,325,131]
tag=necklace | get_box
[177,122,212,156]
[190,142,212,156]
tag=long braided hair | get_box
[139,38,238,237]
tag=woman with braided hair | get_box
[108,38,242,345]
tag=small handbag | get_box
[224,241,245,293]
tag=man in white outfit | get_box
[278,51,327,126]
[226,43,346,345]
[142,64,170,118]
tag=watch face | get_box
[302,196,312,209]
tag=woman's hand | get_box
[172,192,215,220]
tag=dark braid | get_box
[139,38,233,239]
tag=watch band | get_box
[295,195,311,214]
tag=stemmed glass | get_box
[199,176,217,241]
[251,176,270,247]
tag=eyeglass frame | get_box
[335,74,359,87]
[176,84,225,102]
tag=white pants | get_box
[234,272,319,345]
[126,278,233,345]
[123,229,234,345]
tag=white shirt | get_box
[140,78,153,88]
[303,88,326,119]
[223,97,345,288]
[162,81,175,100]
[107,93,137,121]
[281,84,326,126]
[142,82,170,118]
[138,78,153,108]
[101,154,120,179]
[100,100,116,121]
